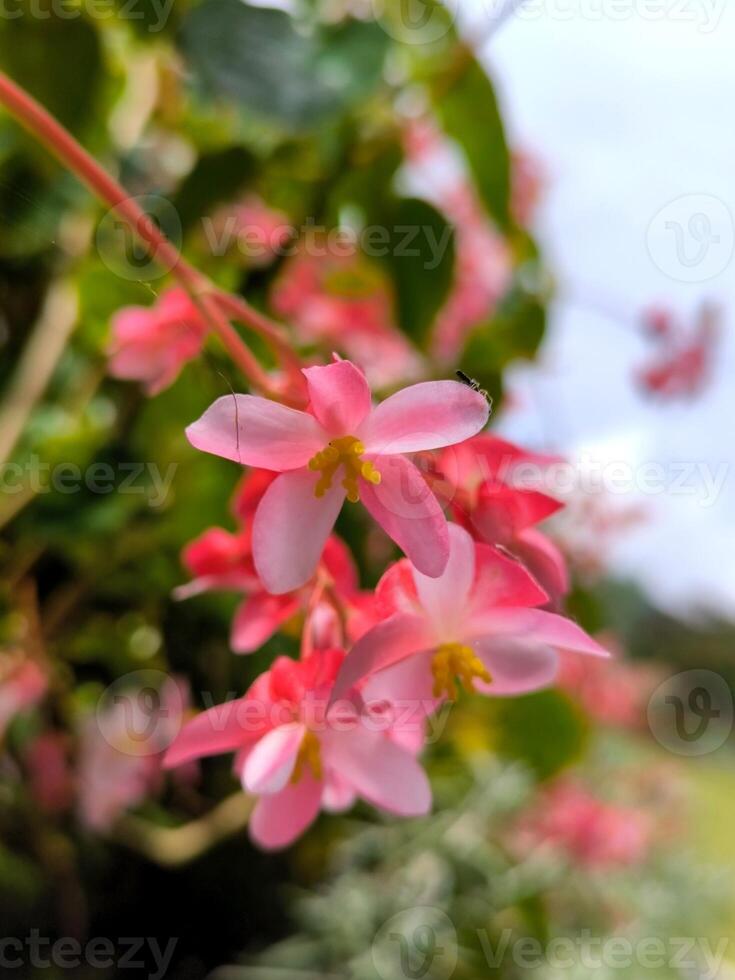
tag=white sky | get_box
[474,1,735,616]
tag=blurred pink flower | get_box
[271,245,422,388]
[164,648,430,850]
[431,184,511,364]
[108,287,206,395]
[24,732,74,815]
[0,651,47,736]
[77,676,187,832]
[210,195,291,267]
[331,524,606,705]
[186,358,489,593]
[636,302,719,400]
[557,637,663,730]
[515,780,651,869]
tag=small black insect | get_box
[456,370,493,408]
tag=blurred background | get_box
[1,0,734,977]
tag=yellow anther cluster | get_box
[431,643,492,701]
[307,435,381,503]
[291,730,323,785]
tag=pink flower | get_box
[186,358,490,594]
[636,301,719,401]
[557,638,663,730]
[271,246,422,388]
[211,194,291,267]
[0,651,47,737]
[176,525,369,653]
[164,648,431,850]
[24,732,74,815]
[435,435,569,603]
[514,780,651,869]
[331,524,607,705]
[108,287,206,396]
[77,676,187,832]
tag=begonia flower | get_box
[176,526,370,653]
[186,359,490,594]
[164,648,431,850]
[108,287,206,396]
[332,524,607,705]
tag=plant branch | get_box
[0,70,305,402]
[113,793,254,867]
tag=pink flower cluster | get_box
[165,358,609,849]
[271,244,422,388]
[108,287,207,396]
[514,779,651,869]
[636,302,719,400]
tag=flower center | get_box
[431,643,492,700]
[290,730,323,784]
[307,435,381,503]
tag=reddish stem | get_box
[0,70,305,401]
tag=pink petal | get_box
[253,469,346,594]
[331,613,433,702]
[471,635,559,695]
[360,455,449,578]
[186,395,325,470]
[471,483,563,541]
[513,528,570,605]
[375,559,421,618]
[241,723,305,794]
[322,772,357,813]
[361,381,489,454]
[163,699,265,768]
[323,728,431,816]
[412,523,476,634]
[249,773,323,850]
[303,360,372,435]
[472,608,610,658]
[361,649,437,708]
[231,593,301,653]
[466,544,548,633]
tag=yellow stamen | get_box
[290,730,323,784]
[431,643,492,700]
[307,435,381,503]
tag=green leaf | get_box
[489,689,589,780]
[0,14,102,135]
[432,52,511,229]
[178,0,389,129]
[459,275,547,398]
[384,197,455,346]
